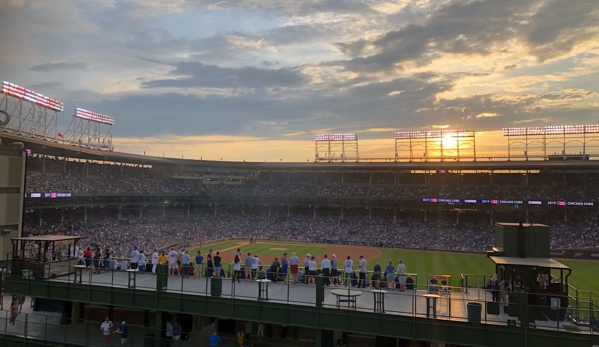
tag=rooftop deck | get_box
[42,268,597,335]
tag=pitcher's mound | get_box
[270,248,288,251]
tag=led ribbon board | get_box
[75,108,115,125]
[2,81,64,112]
[315,133,357,141]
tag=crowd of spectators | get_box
[25,155,599,201]
[21,206,599,256]
[20,155,599,254]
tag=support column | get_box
[564,209,567,222]
[139,205,142,219]
[86,161,89,178]
[84,207,88,223]
[162,203,165,218]
[188,204,191,217]
[39,209,43,227]
[369,208,372,220]
[490,211,494,226]
[394,209,397,221]
[61,208,64,223]
[424,210,427,222]
[456,212,459,225]
[340,207,343,219]
[314,329,323,347]
[242,205,245,216]
[63,158,67,174]
[118,206,122,220]
[214,205,217,217]
[269,206,271,217]
[525,205,529,224]
[42,156,46,174]
[71,302,81,323]
[287,205,290,217]
[154,311,162,345]
[313,206,316,221]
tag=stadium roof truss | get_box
[503,125,599,160]
[394,129,476,162]
[0,81,63,142]
[314,133,359,162]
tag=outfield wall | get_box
[194,238,599,260]
[550,248,599,260]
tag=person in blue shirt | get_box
[385,261,395,290]
[114,321,128,347]
[209,331,222,346]
[194,251,204,279]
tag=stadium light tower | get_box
[503,124,599,160]
[0,81,64,141]
[63,108,114,151]
[314,133,359,162]
[394,129,476,162]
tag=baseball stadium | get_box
[1,81,599,347]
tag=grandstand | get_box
[2,121,599,345]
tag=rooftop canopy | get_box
[11,235,84,242]
[490,256,571,270]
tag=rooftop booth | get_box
[9,235,82,279]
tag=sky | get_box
[1,0,598,162]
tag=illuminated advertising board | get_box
[315,133,357,141]
[2,81,64,111]
[75,108,115,125]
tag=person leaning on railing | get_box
[372,262,382,289]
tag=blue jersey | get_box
[119,325,128,339]
[209,334,221,346]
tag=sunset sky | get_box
[1,0,598,161]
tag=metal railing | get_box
[2,259,598,336]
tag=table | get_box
[371,289,387,313]
[73,265,87,284]
[424,294,441,318]
[126,269,139,289]
[256,279,271,301]
[331,289,362,309]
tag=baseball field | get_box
[189,240,599,295]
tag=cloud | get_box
[142,61,307,89]
[333,38,371,58]
[27,82,64,91]
[261,60,278,67]
[330,0,599,73]
[524,0,599,62]
[29,62,89,73]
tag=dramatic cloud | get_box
[332,0,599,72]
[0,0,598,160]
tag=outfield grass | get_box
[190,240,599,295]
